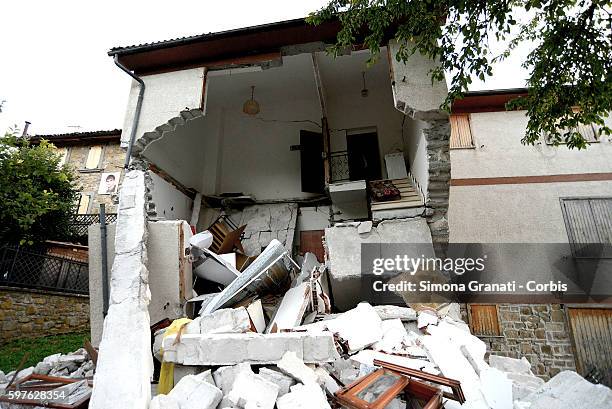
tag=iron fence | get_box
[69,213,117,239]
[0,245,89,294]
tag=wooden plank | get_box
[371,200,423,211]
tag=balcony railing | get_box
[330,150,350,183]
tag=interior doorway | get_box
[346,131,382,182]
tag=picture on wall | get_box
[98,172,120,195]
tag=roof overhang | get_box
[109,18,342,75]
[451,88,528,114]
[30,129,122,146]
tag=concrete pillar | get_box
[89,170,153,409]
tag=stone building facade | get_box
[463,303,576,381]
[31,129,125,214]
[0,287,90,343]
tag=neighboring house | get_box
[449,88,612,384]
[30,129,125,215]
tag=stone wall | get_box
[424,118,451,250]
[0,287,90,343]
[65,142,125,213]
[463,303,576,381]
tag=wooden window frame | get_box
[467,303,503,337]
[450,113,475,149]
[80,144,106,172]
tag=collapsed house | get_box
[16,15,602,409]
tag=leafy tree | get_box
[0,131,78,245]
[308,1,611,149]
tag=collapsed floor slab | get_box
[162,332,337,365]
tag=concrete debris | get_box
[257,367,296,397]
[299,302,383,352]
[489,355,544,400]
[227,370,280,409]
[373,318,409,354]
[313,367,341,395]
[246,299,266,333]
[276,382,332,409]
[0,372,5,384]
[150,394,180,409]
[166,373,223,409]
[266,282,311,333]
[277,351,321,385]
[162,332,337,365]
[373,305,417,321]
[417,309,439,329]
[199,307,251,334]
[517,370,612,409]
[213,363,254,396]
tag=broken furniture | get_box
[369,178,423,216]
[207,215,245,254]
[334,362,465,409]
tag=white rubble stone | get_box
[43,353,62,366]
[184,317,202,335]
[266,282,311,333]
[149,394,180,409]
[227,371,279,409]
[299,302,383,352]
[168,373,223,409]
[89,170,153,409]
[314,367,340,395]
[34,362,52,376]
[489,356,533,375]
[417,310,438,329]
[373,319,409,353]
[0,371,5,384]
[213,363,254,396]
[13,367,34,382]
[258,367,295,397]
[480,367,513,409]
[519,371,612,409]
[276,383,331,409]
[373,305,417,321]
[173,365,208,386]
[163,332,336,365]
[323,358,360,385]
[277,351,320,385]
[199,307,251,334]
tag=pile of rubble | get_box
[0,348,95,408]
[144,227,612,408]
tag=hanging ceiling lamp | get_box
[243,85,260,115]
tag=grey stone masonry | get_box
[423,119,451,249]
[463,304,576,382]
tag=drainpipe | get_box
[99,204,109,317]
[113,54,145,169]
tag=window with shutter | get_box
[84,146,103,169]
[450,114,474,149]
[546,108,600,144]
[560,197,612,258]
[468,304,501,336]
[57,147,69,166]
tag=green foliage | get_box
[308,0,611,149]
[0,331,90,372]
[0,132,79,245]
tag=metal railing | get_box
[0,245,89,294]
[330,150,350,183]
[69,213,117,239]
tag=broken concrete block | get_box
[167,373,222,409]
[417,310,438,329]
[299,302,383,352]
[373,319,409,354]
[149,394,180,409]
[266,282,310,333]
[227,371,279,409]
[213,363,254,396]
[34,362,52,375]
[173,365,208,386]
[162,332,336,365]
[276,383,331,409]
[43,353,62,366]
[519,371,612,409]
[277,351,319,385]
[0,371,5,384]
[200,307,251,334]
[314,367,340,395]
[373,305,417,321]
[489,355,534,376]
[489,355,544,399]
[258,367,295,397]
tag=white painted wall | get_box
[451,111,612,179]
[149,172,193,221]
[449,110,612,243]
[297,206,331,231]
[121,68,205,147]
[402,117,429,198]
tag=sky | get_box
[0,0,531,135]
